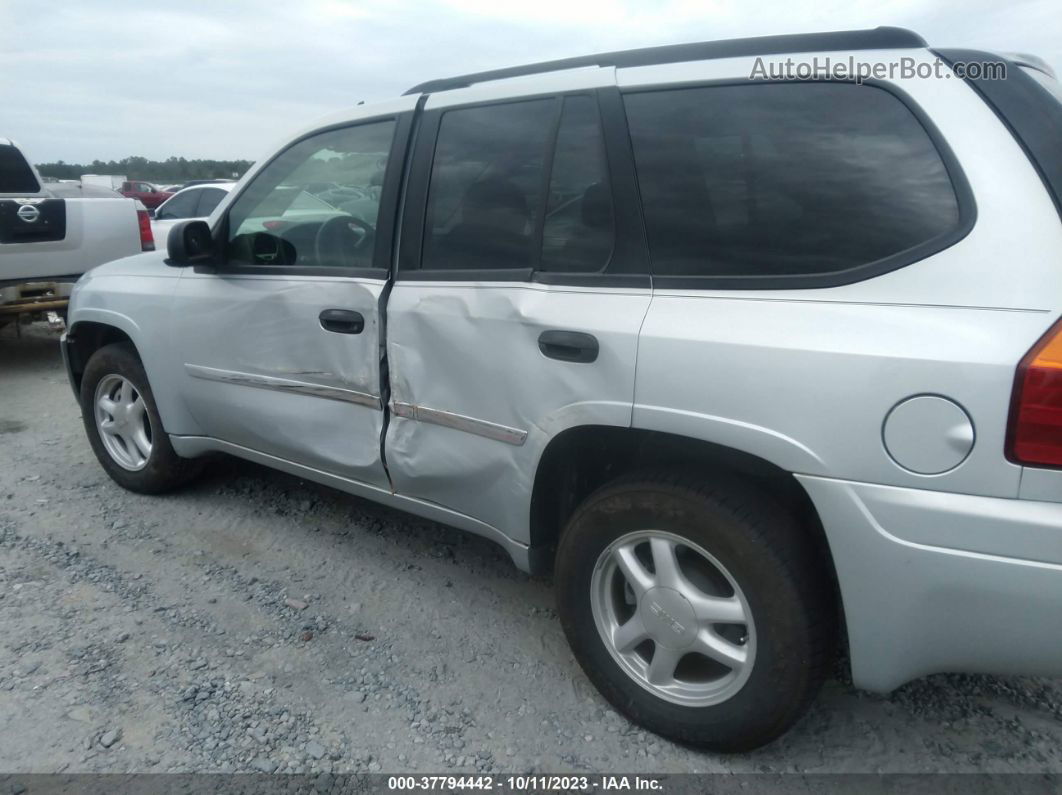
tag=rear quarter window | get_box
[623,82,968,287]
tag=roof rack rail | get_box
[403,26,927,96]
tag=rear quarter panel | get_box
[625,50,1062,498]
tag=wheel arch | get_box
[529,426,842,623]
[65,312,198,437]
[66,318,141,395]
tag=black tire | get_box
[554,471,836,752]
[80,342,204,493]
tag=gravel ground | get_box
[1,321,1061,775]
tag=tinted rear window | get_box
[624,82,962,282]
[421,99,554,271]
[0,144,40,193]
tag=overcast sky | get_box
[1,0,1058,164]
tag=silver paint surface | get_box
[882,395,975,475]
[172,270,390,488]
[64,54,1062,696]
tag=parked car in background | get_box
[172,178,237,192]
[151,182,235,241]
[81,174,126,191]
[1,138,153,325]
[119,180,172,209]
[60,28,1062,752]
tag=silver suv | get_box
[61,27,1062,751]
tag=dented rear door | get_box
[383,82,651,544]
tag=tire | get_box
[554,471,836,752]
[80,342,203,493]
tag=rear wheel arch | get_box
[529,426,840,595]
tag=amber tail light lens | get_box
[1009,318,1062,468]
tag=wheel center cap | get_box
[640,587,698,649]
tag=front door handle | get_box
[319,308,365,334]
[538,330,599,363]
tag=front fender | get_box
[68,266,202,437]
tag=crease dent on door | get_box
[176,275,390,485]
[385,283,649,540]
[185,282,382,393]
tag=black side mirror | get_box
[166,220,215,266]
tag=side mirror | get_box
[166,220,215,266]
[147,207,157,219]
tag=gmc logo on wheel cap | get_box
[649,601,686,635]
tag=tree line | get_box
[36,156,253,184]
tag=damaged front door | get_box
[173,111,411,487]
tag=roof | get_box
[172,182,237,195]
[404,26,927,95]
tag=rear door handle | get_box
[538,330,599,363]
[319,308,365,334]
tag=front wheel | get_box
[554,472,835,752]
[80,342,203,493]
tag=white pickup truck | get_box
[0,138,154,323]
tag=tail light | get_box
[137,209,155,252]
[1008,317,1062,468]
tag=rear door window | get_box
[624,82,965,285]
[421,99,554,271]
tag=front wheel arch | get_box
[66,320,139,396]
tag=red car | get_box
[119,180,173,209]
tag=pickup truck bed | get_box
[0,138,150,316]
[0,196,146,286]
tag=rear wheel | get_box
[554,471,835,751]
[80,342,203,493]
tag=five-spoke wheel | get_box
[591,530,755,706]
[94,374,153,471]
[80,342,203,493]
[555,472,835,751]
